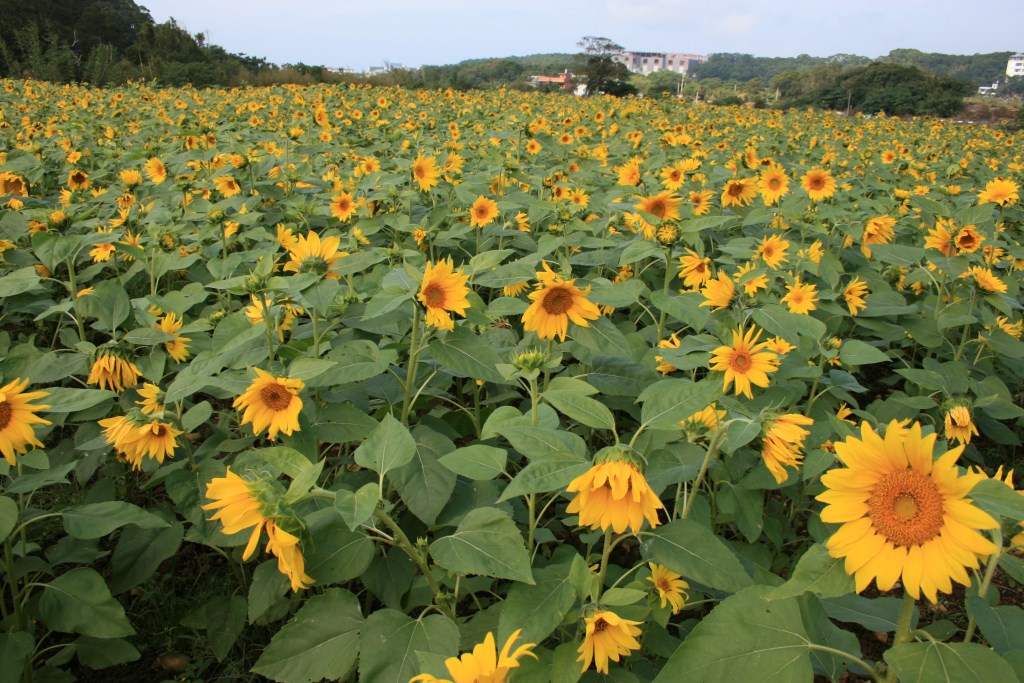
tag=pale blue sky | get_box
[139,0,1022,72]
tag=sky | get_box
[138,0,1023,72]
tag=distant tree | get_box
[577,36,632,96]
[637,69,682,97]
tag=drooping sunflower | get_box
[468,195,499,228]
[977,177,1019,206]
[203,467,271,560]
[781,277,819,315]
[698,270,735,311]
[87,351,141,393]
[410,630,536,683]
[647,563,689,614]
[944,405,978,445]
[754,234,789,269]
[157,312,191,362]
[417,258,471,331]
[680,404,727,442]
[720,177,757,207]
[411,153,440,192]
[283,231,347,280]
[635,191,682,222]
[577,610,643,674]
[136,383,164,416]
[565,458,663,534]
[233,369,304,440]
[757,166,789,205]
[131,420,181,468]
[761,413,814,484]
[861,216,896,257]
[709,325,780,399]
[144,158,167,184]
[800,168,837,201]
[213,175,241,198]
[655,333,681,374]
[265,521,314,592]
[521,262,600,342]
[689,189,714,215]
[844,277,869,316]
[330,192,357,222]
[818,420,999,603]
[0,378,50,466]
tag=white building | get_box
[1008,53,1024,78]
[612,52,707,76]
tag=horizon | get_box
[136,0,1022,73]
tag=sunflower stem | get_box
[880,593,918,683]
[680,426,726,520]
[373,508,453,619]
[594,529,615,602]
[401,304,422,426]
[656,245,673,340]
[963,529,1002,643]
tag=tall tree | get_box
[577,36,633,96]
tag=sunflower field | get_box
[1,77,1024,683]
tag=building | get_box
[1008,53,1024,78]
[528,70,575,90]
[612,52,707,76]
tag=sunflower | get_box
[330,192,357,222]
[265,521,314,591]
[502,281,529,297]
[565,458,663,534]
[136,383,164,416]
[0,378,50,466]
[965,266,1007,293]
[761,413,814,484]
[689,189,714,216]
[781,277,819,315]
[754,234,789,269]
[67,169,90,190]
[203,467,271,560]
[647,563,689,614]
[817,420,999,603]
[157,312,191,362]
[944,405,978,445]
[861,216,896,256]
[677,249,712,289]
[757,166,789,205]
[213,176,241,198]
[655,333,680,374]
[699,271,735,311]
[977,177,1019,206]
[924,222,954,256]
[88,351,141,392]
[660,162,686,190]
[90,242,116,263]
[412,153,440,191]
[954,225,984,254]
[410,630,536,683]
[275,225,299,251]
[615,157,642,186]
[418,258,471,331]
[800,168,837,201]
[720,177,757,207]
[233,368,304,440]
[844,277,869,316]
[284,231,347,280]
[131,420,181,467]
[119,169,143,187]
[469,195,499,228]
[521,262,600,342]
[709,325,779,399]
[635,191,682,222]
[577,610,643,674]
[143,157,167,184]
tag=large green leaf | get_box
[37,568,135,638]
[353,414,416,479]
[207,595,247,661]
[358,610,459,683]
[542,389,616,430]
[767,543,855,600]
[249,560,290,624]
[654,586,812,683]
[389,427,457,526]
[498,451,589,502]
[966,596,1024,654]
[438,444,508,480]
[303,510,375,584]
[751,304,826,344]
[63,501,169,540]
[0,496,17,542]
[884,641,1018,683]
[430,507,534,584]
[110,522,184,594]
[40,388,116,413]
[969,478,1024,522]
[643,519,752,593]
[0,632,33,683]
[497,562,577,646]
[638,379,722,431]
[251,589,363,683]
[428,326,508,384]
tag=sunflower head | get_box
[233,368,305,440]
[566,446,663,534]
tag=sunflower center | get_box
[541,286,573,315]
[422,283,446,308]
[808,176,825,190]
[868,469,945,547]
[593,618,607,634]
[730,350,752,372]
[656,576,671,592]
[648,200,666,218]
[768,178,782,190]
[260,384,293,411]
[0,401,11,430]
[727,183,744,197]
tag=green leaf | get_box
[300,277,340,312]
[497,563,577,647]
[821,594,904,632]
[284,459,325,504]
[497,424,587,459]
[358,611,459,683]
[390,427,457,526]
[250,446,312,478]
[838,339,889,366]
[363,285,414,319]
[41,388,116,413]
[619,239,663,265]
[751,304,826,344]
[766,544,854,600]
[498,451,589,502]
[181,401,213,433]
[334,483,379,531]
[969,478,1024,522]
[251,589,363,683]
[207,595,247,661]
[0,267,43,297]
[38,568,135,638]
[0,632,34,683]
[286,357,337,383]
[653,586,811,682]
[884,641,1018,683]
[123,327,175,345]
[966,596,1024,654]
[63,502,169,540]
[249,560,290,624]
[303,510,375,584]
[428,327,508,384]
[600,587,647,606]
[439,444,508,480]
[430,508,535,584]
[315,340,393,385]
[353,414,416,478]
[639,379,722,431]
[0,496,17,542]
[72,636,140,669]
[542,389,616,430]
[314,402,378,443]
[110,522,184,594]
[643,519,752,593]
